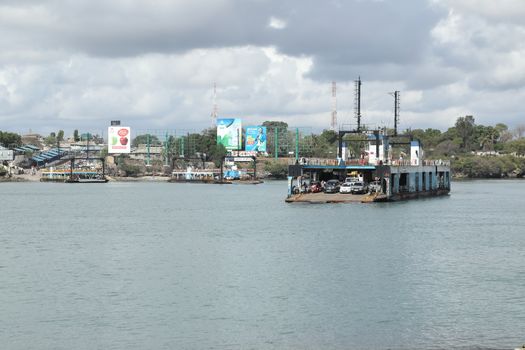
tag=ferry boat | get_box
[286,133,451,203]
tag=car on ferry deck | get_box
[309,181,322,193]
[324,179,341,193]
[350,181,368,194]
[339,181,353,194]
[368,180,381,193]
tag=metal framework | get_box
[134,129,198,166]
[211,82,218,127]
[265,126,314,160]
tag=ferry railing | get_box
[389,159,451,167]
[288,158,451,167]
[288,158,341,166]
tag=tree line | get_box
[2,116,524,178]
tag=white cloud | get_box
[268,16,287,30]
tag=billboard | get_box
[108,126,131,153]
[245,126,267,152]
[217,118,242,150]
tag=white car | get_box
[339,182,353,194]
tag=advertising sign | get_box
[108,126,131,153]
[0,149,14,161]
[217,118,242,150]
[245,126,267,152]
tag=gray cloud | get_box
[1,1,442,66]
[1,0,525,134]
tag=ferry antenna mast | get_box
[354,77,362,132]
[394,90,400,136]
[331,81,337,131]
[389,90,400,136]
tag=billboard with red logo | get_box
[108,126,131,153]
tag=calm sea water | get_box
[1,180,524,350]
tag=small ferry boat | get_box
[41,169,108,183]
[169,167,220,183]
[40,157,108,183]
[65,174,108,183]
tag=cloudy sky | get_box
[1,0,524,135]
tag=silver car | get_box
[350,181,367,194]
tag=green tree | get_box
[455,115,476,150]
[434,140,460,157]
[193,128,217,157]
[494,123,508,135]
[209,143,227,167]
[473,125,497,151]
[132,134,160,147]
[407,128,442,151]
[263,121,289,157]
[264,160,288,179]
[57,130,65,142]
[44,132,57,146]
[0,131,22,147]
[100,146,108,158]
[118,162,143,177]
[503,139,525,156]
[311,130,340,158]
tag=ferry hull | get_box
[388,188,450,201]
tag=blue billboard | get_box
[245,126,267,152]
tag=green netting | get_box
[265,127,313,159]
[134,129,199,165]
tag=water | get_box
[1,180,524,350]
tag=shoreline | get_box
[2,174,524,183]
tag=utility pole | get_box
[164,131,169,166]
[331,81,337,131]
[295,128,299,162]
[274,127,278,160]
[146,133,150,167]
